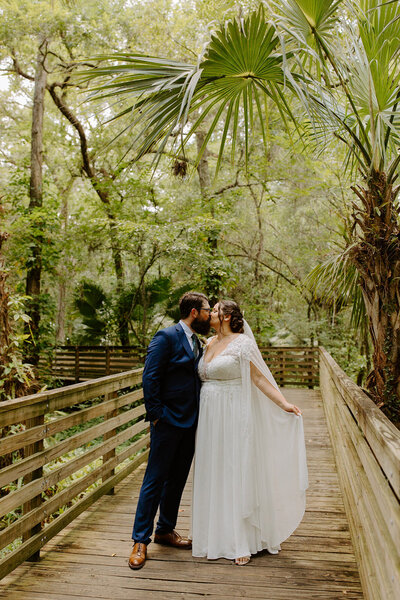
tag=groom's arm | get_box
[142,330,171,422]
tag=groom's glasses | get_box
[200,307,212,313]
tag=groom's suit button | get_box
[154,530,192,548]
[128,542,147,569]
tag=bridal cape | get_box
[239,332,309,549]
[192,330,308,559]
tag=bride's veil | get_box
[243,319,279,390]
[239,319,308,551]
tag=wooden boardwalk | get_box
[0,389,364,599]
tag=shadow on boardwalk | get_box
[0,389,363,599]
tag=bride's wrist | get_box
[277,395,290,410]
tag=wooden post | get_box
[53,348,57,377]
[308,348,315,389]
[74,346,79,383]
[103,391,118,495]
[22,415,44,561]
[281,351,286,388]
[106,347,111,376]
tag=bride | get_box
[192,300,308,565]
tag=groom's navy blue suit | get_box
[132,323,202,546]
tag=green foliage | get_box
[305,250,367,331]
[73,280,111,344]
[0,295,35,401]
[72,276,194,346]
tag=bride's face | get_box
[210,303,221,331]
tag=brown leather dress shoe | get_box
[128,542,147,570]
[153,530,192,549]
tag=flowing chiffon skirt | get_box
[192,379,280,559]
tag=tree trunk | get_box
[196,131,212,202]
[47,86,130,345]
[24,40,48,368]
[109,222,129,345]
[350,171,400,426]
[195,131,221,303]
[56,280,66,344]
[55,179,73,345]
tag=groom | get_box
[129,291,211,570]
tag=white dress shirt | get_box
[179,320,196,352]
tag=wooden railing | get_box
[44,346,144,382]
[0,368,148,580]
[45,345,319,388]
[319,348,400,600]
[260,346,319,388]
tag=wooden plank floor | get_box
[0,389,364,599]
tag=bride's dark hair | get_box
[218,300,244,333]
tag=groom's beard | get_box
[191,317,211,335]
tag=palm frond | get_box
[79,2,400,180]
[80,8,291,169]
[305,250,366,330]
[271,0,343,50]
[273,0,400,177]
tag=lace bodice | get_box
[198,334,254,382]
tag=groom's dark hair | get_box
[179,292,208,318]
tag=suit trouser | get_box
[132,420,196,545]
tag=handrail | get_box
[0,368,148,581]
[0,370,142,426]
[319,348,400,600]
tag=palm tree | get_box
[83,1,400,424]
[276,0,400,425]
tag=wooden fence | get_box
[45,346,144,382]
[0,368,148,581]
[319,348,400,600]
[260,346,319,388]
[46,345,319,387]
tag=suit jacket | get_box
[142,323,202,428]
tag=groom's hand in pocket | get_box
[152,419,159,426]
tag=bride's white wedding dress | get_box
[192,333,308,560]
